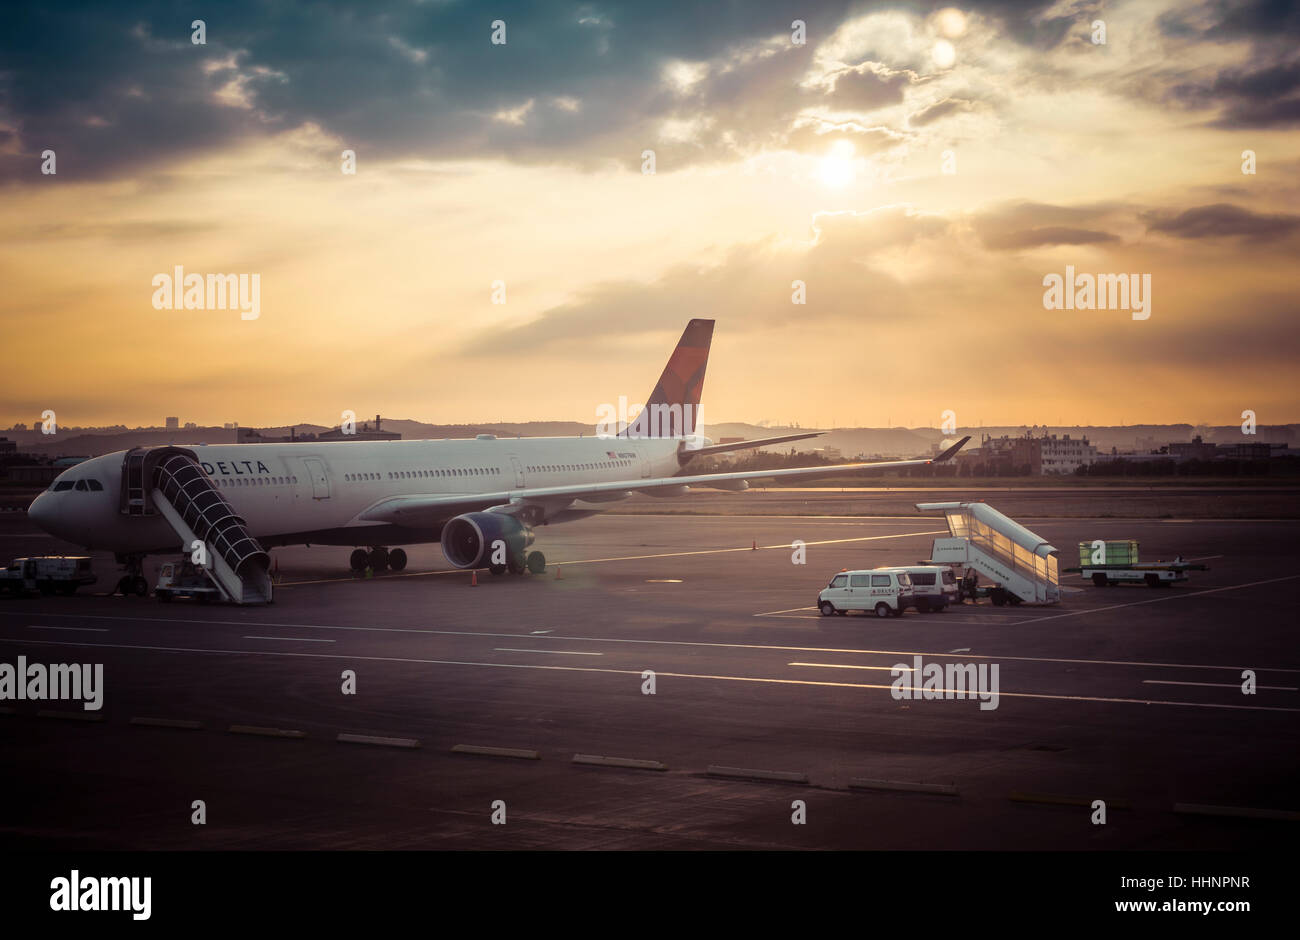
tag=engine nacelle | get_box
[440,512,534,569]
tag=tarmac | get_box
[1,499,1297,849]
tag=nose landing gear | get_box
[113,553,150,597]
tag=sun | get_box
[818,140,856,188]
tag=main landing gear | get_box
[114,553,149,597]
[488,550,546,577]
[349,547,408,573]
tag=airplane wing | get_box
[356,436,970,529]
[678,431,824,460]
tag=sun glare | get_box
[818,140,856,188]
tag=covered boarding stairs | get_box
[916,501,1060,604]
[120,446,272,604]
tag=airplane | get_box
[27,319,969,598]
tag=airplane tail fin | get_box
[622,318,715,439]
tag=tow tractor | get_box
[155,558,224,604]
[1065,540,1207,588]
[0,556,97,597]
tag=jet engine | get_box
[440,512,534,569]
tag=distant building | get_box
[966,432,1095,474]
[183,422,197,429]
[1216,441,1277,460]
[165,416,179,429]
[1168,435,1218,461]
[0,437,16,456]
[1038,434,1097,474]
[319,414,401,442]
[238,415,400,445]
[224,422,239,430]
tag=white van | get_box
[818,568,913,618]
[882,565,959,612]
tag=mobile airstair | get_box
[915,501,1060,605]
[120,446,272,604]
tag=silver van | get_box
[882,565,959,612]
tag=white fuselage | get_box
[29,435,687,554]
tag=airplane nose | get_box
[27,491,59,534]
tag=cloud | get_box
[0,0,1187,183]
[908,96,976,127]
[972,201,1127,251]
[1168,61,1300,128]
[1143,203,1300,242]
[825,62,916,110]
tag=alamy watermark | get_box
[891,655,1000,710]
[152,266,260,320]
[1043,266,1150,320]
[1,657,103,710]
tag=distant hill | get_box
[8,420,1295,459]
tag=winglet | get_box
[930,435,970,463]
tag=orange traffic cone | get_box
[555,565,563,580]
[470,569,478,586]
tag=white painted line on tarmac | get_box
[1173,803,1300,821]
[27,625,108,633]
[789,662,912,671]
[273,530,949,586]
[244,635,336,643]
[5,620,1297,674]
[1019,574,1300,624]
[494,648,602,656]
[1143,679,1297,691]
[7,636,1300,713]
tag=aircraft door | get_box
[510,455,524,488]
[634,442,652,478]
[303,457,330,500]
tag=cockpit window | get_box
[74,480,88,491]
[54,481,74,491]
[87,479,103,491]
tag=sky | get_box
[2,0,1298,431]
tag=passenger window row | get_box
[217,476,296,487]
[526,460,630,473]
[343,467,500,483]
